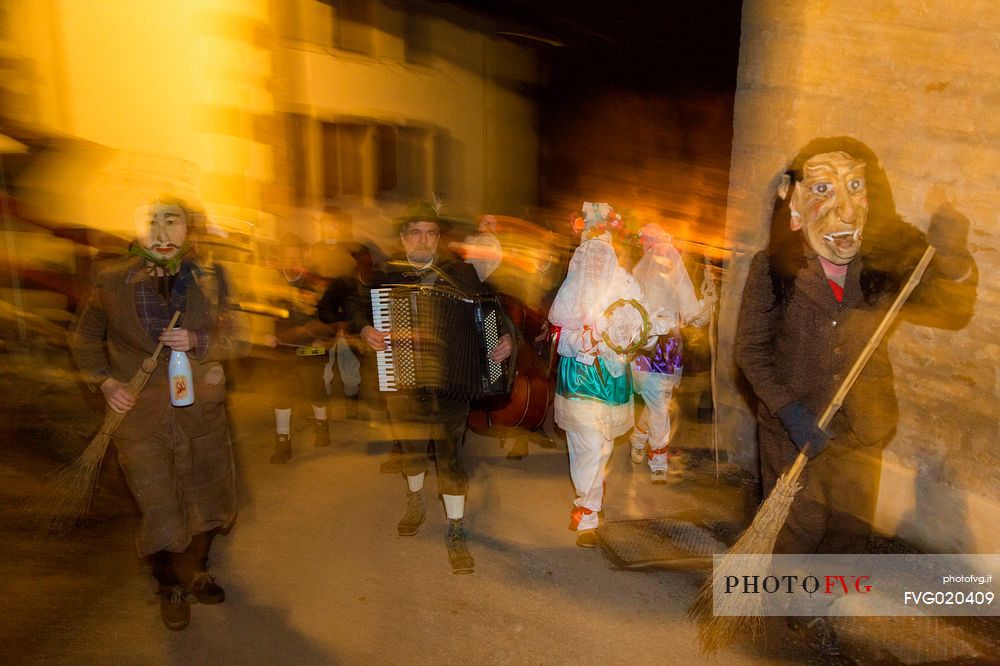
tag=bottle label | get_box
[172,374,190,400]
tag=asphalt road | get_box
[6,353,987,664]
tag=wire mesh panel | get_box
[596,518,735,568]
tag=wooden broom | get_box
[33,310,181,534]
[699,259,721,481]
[689,245,936,651]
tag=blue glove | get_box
[776,401,831,458]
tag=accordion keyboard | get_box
[371,288,397,391]
[482,309,503,384]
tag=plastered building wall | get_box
[6,0,537,238]
[717,0,999,553]
[6,0,277,236]
[273,0,538,226]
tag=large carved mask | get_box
[785,151,868,265]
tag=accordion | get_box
[371,284,511,399]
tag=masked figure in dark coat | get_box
[71,197,251,631]
[734,137,976,655]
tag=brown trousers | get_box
[115,410,236,557]
[386,391,469,495]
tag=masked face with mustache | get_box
[137,202,188,262]
[788,151,868,266]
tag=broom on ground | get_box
[33,310,181,534]
[689,245,936,652]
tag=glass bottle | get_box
[168,332,195,407]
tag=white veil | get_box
[549,237,626,330]
[549,237,644,378]
[633,225,702,335]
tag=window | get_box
[291,116,452,204]
[377,125,397,192]
[434,130,460,204]
[286,114,309,205]
[376,125,429,200]
[403,13,432,65]
[396,126,429,198]
[322,122,367,198]
[332,0,374,55]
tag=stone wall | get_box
[717,0,999,553]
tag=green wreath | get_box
[601,298,651,356]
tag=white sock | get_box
[312,404,328,421]
[406,473,425,493]
[443,494,465,520]
[275,408,291,435]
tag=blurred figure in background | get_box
[312,206,363,420]
[264,233,331,463]
[318,241,389,425]
[69,196,250,631]
[310,205,356,279]
[463,214,563,460]
[454,214,504,282]
[628,222,708,483]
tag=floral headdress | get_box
[570,201,623,240]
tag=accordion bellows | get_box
[371,285,510,400]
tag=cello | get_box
[468,292,553,441]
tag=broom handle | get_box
[91,310,182,442]
[788,244,936,480]
[124,310,181,395]
[816,245,935,429]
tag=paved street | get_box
[6,354,989,664]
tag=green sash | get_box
[556,355,631,406]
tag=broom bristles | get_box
[30,432,113,536]
[688,465,804,652]
[31,313,172,535]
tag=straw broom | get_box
[689,245,936,651]
[34,310,181,534]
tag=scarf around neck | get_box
[128,241,193,275]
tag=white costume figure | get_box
[549,202,647,547]
[627,223,706,483]
[452,214,503,282]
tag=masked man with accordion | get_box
[349,201,514,574]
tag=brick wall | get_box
[717,0,999,553]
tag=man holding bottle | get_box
[69,196,250,631]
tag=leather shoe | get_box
[269,434,291,464]
[506,439,529,460]
[379,455,402,474]
[159,586,190,631]
[575,529,599,548]
[313,420,330,448]
[190,573,225,605]
[787,616,842,656]
[446,519,475,574]
[397,490,426,536]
